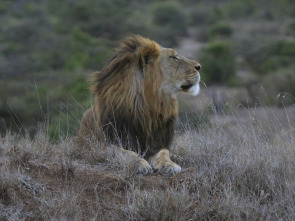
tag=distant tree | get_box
[199,41,236,84]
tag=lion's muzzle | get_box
[180,71,200,96]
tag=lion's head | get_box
[91,35,200,111]
[158,45,201,96]
[85,35,201,157]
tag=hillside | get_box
[1,0,295,135]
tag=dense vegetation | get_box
[1,0,295,136]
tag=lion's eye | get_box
[170,55,180,61]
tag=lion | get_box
[78,35,201,175]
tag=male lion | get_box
[78,35,201,175]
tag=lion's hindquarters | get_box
[77,107,101,147]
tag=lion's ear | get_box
[139,42,160,68]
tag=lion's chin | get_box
[188,83,200,96]
[180,83,200,96]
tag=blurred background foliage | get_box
[0,0,295,137]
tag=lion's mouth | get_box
[179,74,201,95]
[180,81,200,96]
[180,84,193,91]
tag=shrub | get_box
[191,6,225,25]
[207,7,225,25]
[150,1,188,47]
[285,20,295,36]
[259,40,295,74]
[151,1,187,29]
[244,39,295,76]
[189,5,211,26]
[198,41,236,85]
[276,40,295,56]
[209,22,233,40]
[65,28,113,70]
[0,1,12,14]
[223,0,256,19]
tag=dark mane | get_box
[90,35,178,157]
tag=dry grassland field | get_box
[1,95,295,220]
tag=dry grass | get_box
[1,106,295,220]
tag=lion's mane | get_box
[90,35,178,157]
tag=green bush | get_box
[150,1,188,47]
[285,20,295,36]
[223,0,256,19]
[151,1,187,28]
[276,40,295,56]
[0,71,91,136]
[189,5,211,26]
[275,0,295,16]
[31,28,113,71]
[207,7,225,25]
[209,22,233,40]
[199,41,236,85]
[65,76,90,101]
[0,1,12,13]
[190,6,225,25]
[190,6,224,26]
[259,40,295,74]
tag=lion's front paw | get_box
[152,158,181,175]
[137,159,153,175]
[149,149,181,175]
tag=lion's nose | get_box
[194,64,201,72]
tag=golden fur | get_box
[78,35,201,174]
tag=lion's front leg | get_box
[148,149,181,175]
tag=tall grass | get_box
[1,105,295,220]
